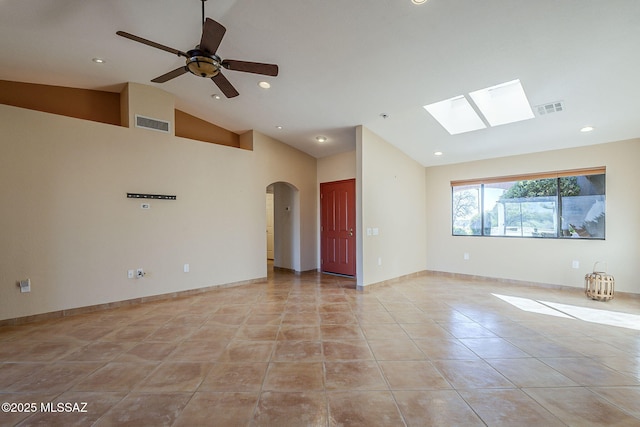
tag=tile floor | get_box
[1,268,640,426]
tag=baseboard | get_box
[356,270,429,291]
[0,277,267,326]
[357,269,639,299]
[273,266,318,275]
[425,269,573,290]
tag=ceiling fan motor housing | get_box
[186,49,221,78]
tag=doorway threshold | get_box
[322,271,355,279]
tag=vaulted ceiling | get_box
[1,0,639,166]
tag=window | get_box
[451,168,605,239]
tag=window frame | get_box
[451,167,606,240]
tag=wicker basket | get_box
[585,262,614,301]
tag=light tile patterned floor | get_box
[1,268,640,426]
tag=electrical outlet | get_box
[136,268,144,278]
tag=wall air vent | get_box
[135,114,170,133]
[536,101,565,116]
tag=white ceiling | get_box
[1,0,639,166]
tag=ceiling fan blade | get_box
[151,66,188,83]
[116,31,188,58]
[199,18,226,54]
[221,60,278,76]
[212,72,239,98]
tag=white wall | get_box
[0,97,318,320]
[425,138,640,294]
[357,126,428,287]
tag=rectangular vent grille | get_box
[135,114,170,133]
[536,101,565,116]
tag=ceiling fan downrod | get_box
[201,0,207,29]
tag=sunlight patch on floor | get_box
[540,300,640,331]
[493,293,640,330]
[492,294,573,318]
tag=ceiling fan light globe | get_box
[186,50,221,78]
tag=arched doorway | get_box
[266,182,300,272]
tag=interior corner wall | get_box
[357,126,427,287]
[0,102,317,321]
[424,138,640,294]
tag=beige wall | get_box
[253,131,317,272]
[272,182,299,271]
[425,138,640,294]
[121,82,174,130]
[0,94,317,320]
[357,126,428,287]
[317,150,356,184]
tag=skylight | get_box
[423,79,534,135]
[469,79,534,127]
[423,95,486,135]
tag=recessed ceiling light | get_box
[92,57,105,64]
[580,126,594,133]
[211,94,221,100]
[423,95,487,135]
[258,81,271,89]
[316,136,327,143]
[468,79,534,127]
[434,151,443,156]
[411,0,428,4]
[276,125,283,130]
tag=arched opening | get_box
[266,182,300,273]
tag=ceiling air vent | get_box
[536,101,564,116]
[135,114,170,133]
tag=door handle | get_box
[349,228,353,236]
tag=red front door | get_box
[320,179,356,276]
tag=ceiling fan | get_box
[116,0,278,98]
